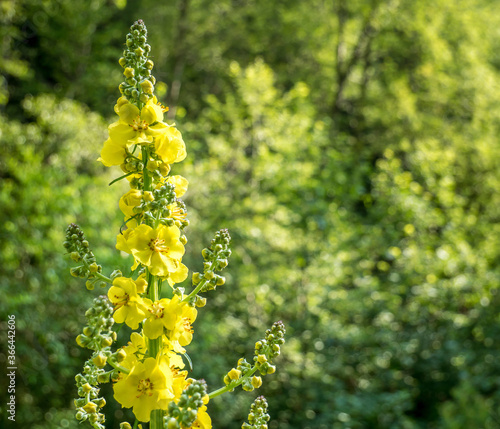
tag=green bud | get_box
[76,334,88,347]
[93,352,107,368]
[192,272,201,285]
[123,67,135,78]
[216,276,225,286]
[166,417,179,429]
[97,372,110,383]
[202,248,212,259]
[115,348,127,362]
[195,296,207,307]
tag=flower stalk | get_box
[65,19,285,429]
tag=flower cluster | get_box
[66,19,285,429]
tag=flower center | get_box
[136,378,154,398]
[182,317,194,334]
[149,238,170,254]
[130,116,149,131]
[148,302,164,319]
[113,292,130,309]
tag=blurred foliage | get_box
[2,0,500,428]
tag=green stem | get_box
[107,359,130,375]
[142,147,164,429]
[81,258,113,284]
[183,277,208,303]
[208,366,259,400]
[182,261,216,303]
[93,271,113,284]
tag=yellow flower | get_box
[107,277,147,329]
[168,175,188,198]
[108,99,168,146]
[121,332,147,369]
[166,202,187,223]
[113,357,174,422]
[142,298,181,339]
[98,138,128,167]
[119,189,144,218]
[124,224,185,277]
[157,175,189,198]
[169,297,197,350]
[166,259,189,288]
[114,96,130,115]
[154,126,187,164]
[191,404,212,429]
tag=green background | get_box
[1,0,500,427]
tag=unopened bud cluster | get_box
[163,380,208,429]
[118,19,156,106]
[64,224,105,289]
[242,396,270,429]
[191,229,232,299]
[254,321,285,375]
[76,296,115,351]
[75,359,108,429]
[224,358,262,392]
[222,321,285,395]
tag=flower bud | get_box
[166,417,179,429]
[93,353,107,368]
[257,354,267,364]
[159,163,171,176]
[228,368,241,381]
[101,336,113,347]
[83,327,94,336]
[83,402,97,414]
[252,376,263,389]
[115,348,127,362]
[76,334,88,347]
[195,296,207,307]
[97,372,110,383]
[143,191,154,202]
[140,79,154,94]
[123,67,135,78]
[120,423,132,429]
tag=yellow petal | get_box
[167,175,188,198]
[119,103,140,124]
[109,122,136,144]
[100,138,127,167]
